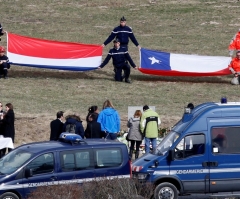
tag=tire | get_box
[154,182,178,199]
[0,192,19,199]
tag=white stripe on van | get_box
[0,175,130,190]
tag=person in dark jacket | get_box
[0,23,5,41]
[0,46,10,79]
[85,113,102,138]
[102,16,141,50]
[98,39,137,83]
[63,114,85,138]
[86,105,99,124]
[50,111,64,141]
[0,103,15,157]
[0,102,5,136]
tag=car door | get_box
[170,133,210,193]
[57,149,95,184]
[208,118,240,192]
[23,152,56,197]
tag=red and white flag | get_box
[7,32,102,71]
[139,48,232,76]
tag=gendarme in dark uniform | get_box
[99,39,136,83]
[102,16,140,50]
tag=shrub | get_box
[28,177,154,199]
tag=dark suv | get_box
[0,133,131,199]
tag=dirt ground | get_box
[13,114,181,148]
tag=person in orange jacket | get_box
[228,51,240,84]
[229,29,240,57]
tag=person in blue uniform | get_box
[98,39,137,83]
[102,16,141,50]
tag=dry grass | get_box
[0,0,239,146]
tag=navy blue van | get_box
[133,101,240,199]
[0,134,131,199]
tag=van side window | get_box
[60,150,91,171]
[26,153,54,175]
[212,127,240,154]
[95,148,122,168]
[175,134,205,159]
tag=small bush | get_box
[28,178,154,199]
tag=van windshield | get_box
[154,131,180,155]
[0,149,33,175]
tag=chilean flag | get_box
[7,32,102,71]
[139,48,232,76]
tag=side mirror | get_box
[25,168,33,178]
[168,149,175,161]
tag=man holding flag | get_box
[98,39,137,83]
[102,16,141,50]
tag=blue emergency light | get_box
[59,133,83,145]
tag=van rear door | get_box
[208,118,240,192]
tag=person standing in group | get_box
[0,103,15,156]
[127,110,142,160]
[0,23,5,41]
[97,100,120,140]
[86,105,99,124]
[85,113,102,138]
[228,51,240,85]
[98,39,137,83]
[50,111,64,141]
[140,105,161,154]
[0,46,11,79]
[102,16,141,50]
[229,28,240,57]
[0,102,5,158]
[63,114,85,139]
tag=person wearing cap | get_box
[0,46,10,79]
[98,38,137,83]
[102,16,141,50]
[229,29,240,57]
[228,51,240,85]
[0,23,5,41]
[140,105,161,154]
[50,111,64,141]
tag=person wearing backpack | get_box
[97,100,120,140]
[63,114,84,139]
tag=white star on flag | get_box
[148,57,161,65]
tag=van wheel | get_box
[0,192,19,199]
[154,182,178,199]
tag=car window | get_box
[60,150,91,172]
[212,127,240,154]
[0,150,33,175]
[26,153,54,175]
[95,148,122,168]
[175,134,205,159]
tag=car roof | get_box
[16,139,125,154]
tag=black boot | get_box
[135,151,139,159]
[129,149,133,160]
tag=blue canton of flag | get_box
[140,48,171,70]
